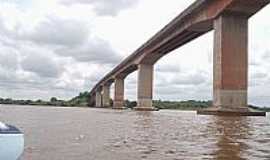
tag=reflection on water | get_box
[209,117,251,160]
[0,105,270,160]
[206,116,270,160]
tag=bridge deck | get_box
[89,0,270,97]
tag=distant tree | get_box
[50,97,58,102]
[110,99,113,107]
[26,100,32,104]
[124,100,137,108]
[79,92,83,97]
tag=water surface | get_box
[0,105,269,160]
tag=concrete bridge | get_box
[88,0,270,116]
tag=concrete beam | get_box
[113,77,125,109]
[135,64,156,111]
[89,0,269,116]
[89,0,270,96]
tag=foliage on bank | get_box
[248,105,270,112]
[153,100,211,110]
[124,100,211,110]
[0,91,90,107]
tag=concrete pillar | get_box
[88,94,95,107]
[113,77,125,109]
[135,64,156,111]
[198,13,265,116]
[102,84,111,107]
[213,14,248,111]
[95,88,102,107]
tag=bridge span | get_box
[88,0,269,116]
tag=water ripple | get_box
[0,106,270,160]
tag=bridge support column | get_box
[88,94,95,107]
[135,64,156,111]
[198,13,265,116]
[102,84,111,107]
[95,88,102,108]
[113,77,125,109]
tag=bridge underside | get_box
[89,0,270,116]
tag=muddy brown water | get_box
[0,105,269,160]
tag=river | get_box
[0,105,269,160]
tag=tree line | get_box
[0,92,269,112]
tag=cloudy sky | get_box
[0,0,270,106]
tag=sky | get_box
[0,0,270,106]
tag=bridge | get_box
[88,0,270,116]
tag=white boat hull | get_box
[0,122,24,160]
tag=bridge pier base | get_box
[197,107,266,116]
[95,89,102,108]
[134,64,157,111]
[113,77,126,109]
[197,13,265,116]
[102,84,111,107]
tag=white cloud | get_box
[21,53,62,78]
[61,0,139,16]
[0,45,19,70]
[55,37,122,64]
[20,16,90,46]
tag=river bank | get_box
[1,100,269,112]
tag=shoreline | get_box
[1,103,269,112]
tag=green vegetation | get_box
[123,100,270,112]
[153,100,211,110]
[0,91,90,107]
[68,92,90,107]
[0,92,270,112]
[124,100,211,110]
[248,105,270,112]
[124,100,137,108]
